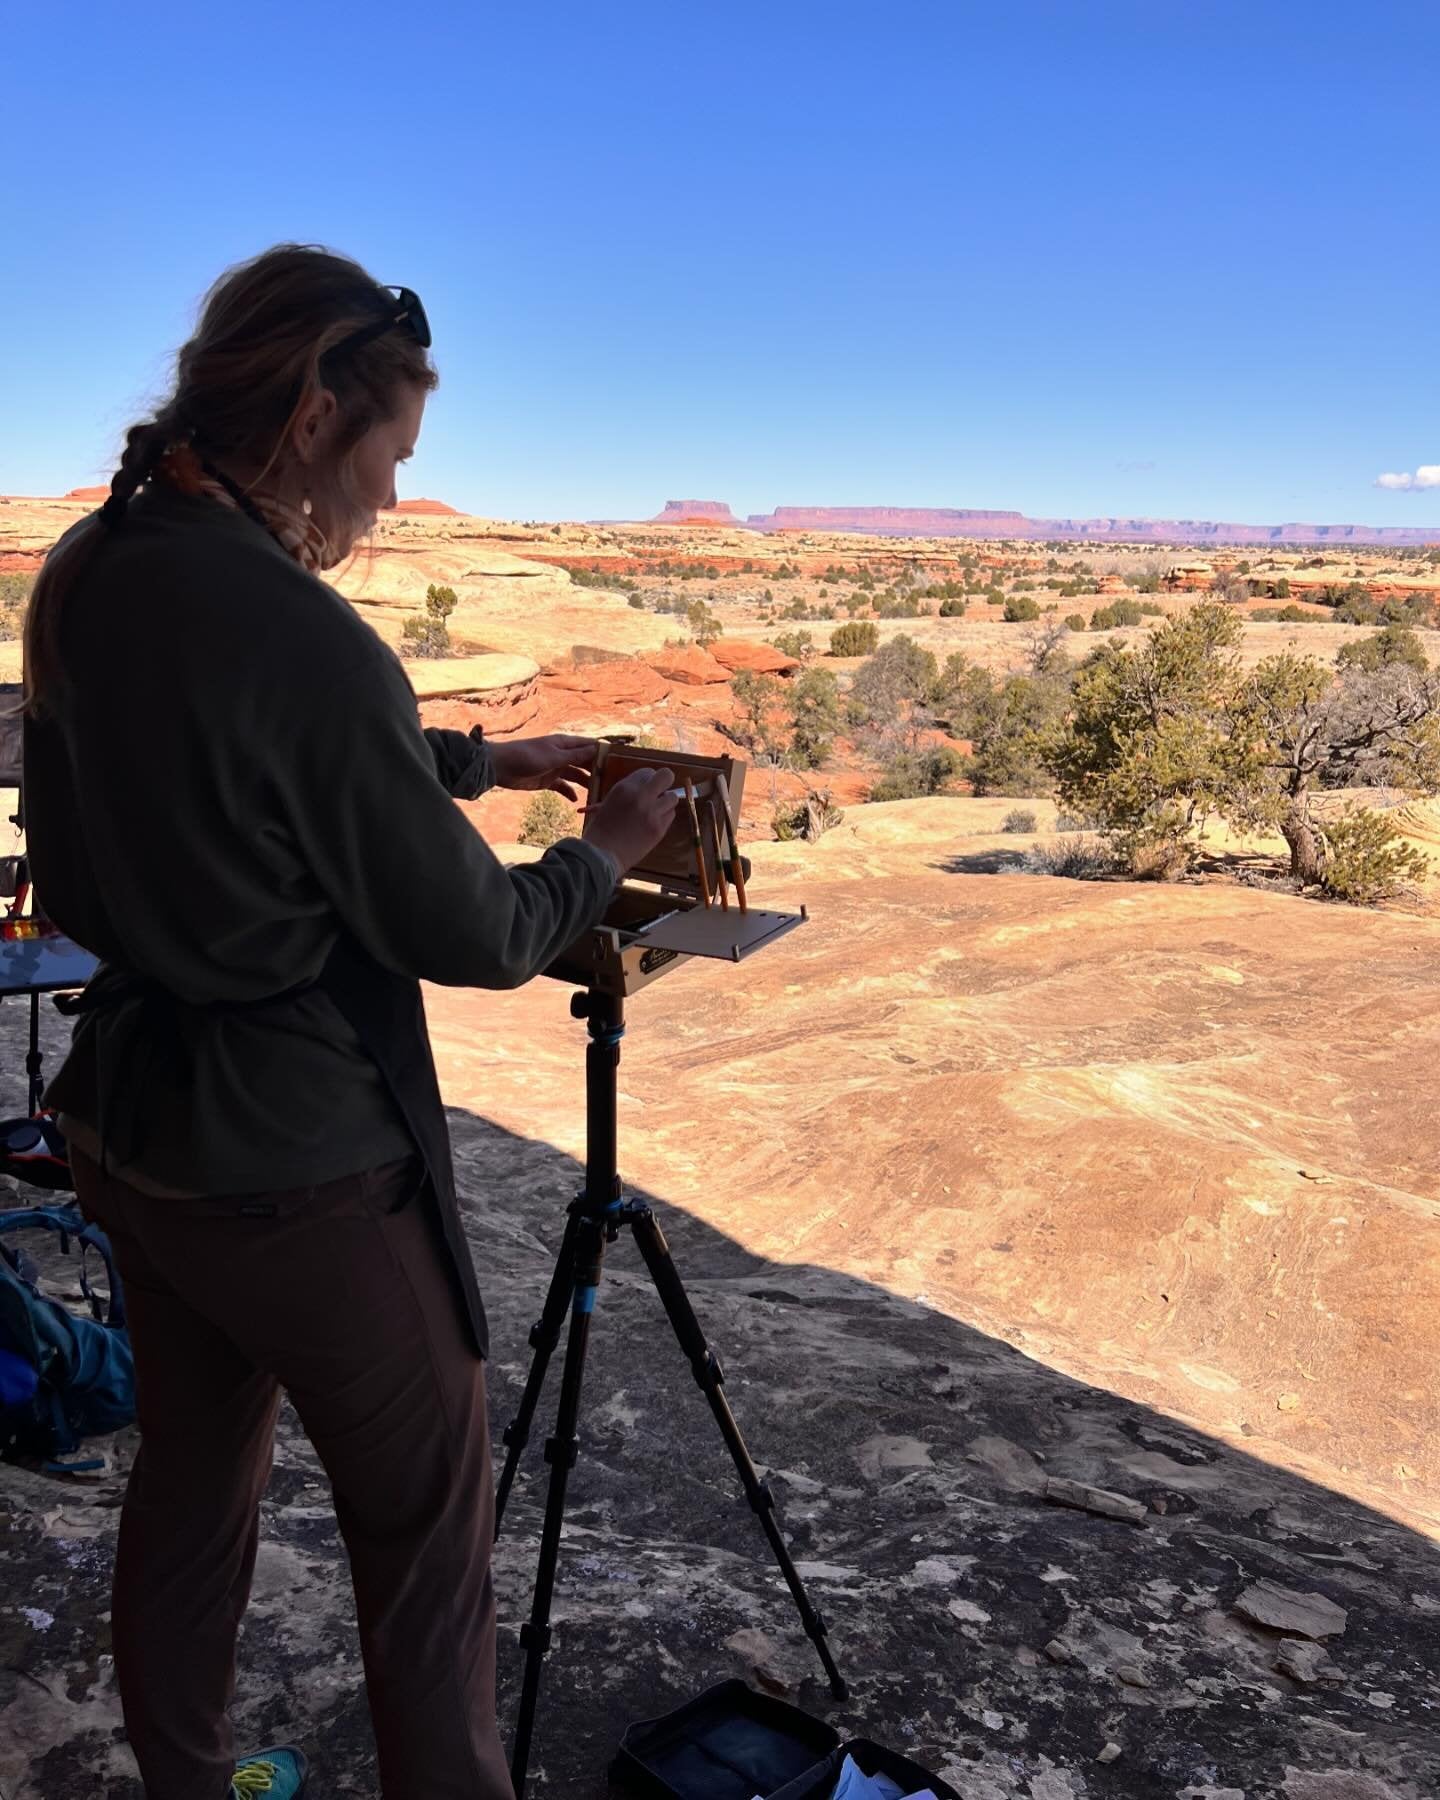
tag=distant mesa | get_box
[65,486,110,503]
[756,507,1028,535]
[392,497,460,517]
[651,500,741,527]
[647,499,1440,548]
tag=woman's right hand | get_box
[581,767,682,874]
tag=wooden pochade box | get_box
[546,745,807,997]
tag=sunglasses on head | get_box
[325,285,432,362]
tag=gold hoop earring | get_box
[302,493,314,517]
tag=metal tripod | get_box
[494,985,847,1796]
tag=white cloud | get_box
[1375,464,1440,491]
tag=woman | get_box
[22,244,679,1800]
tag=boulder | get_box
[709,640,800,677]
[645,643,730,686]
[406,653,541,733]
[1233,1580,1348,1640]
[547,660,672,707]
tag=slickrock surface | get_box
[404,653,541,731]
[3,810,1436,1798]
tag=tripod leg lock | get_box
[747,1478,776,1516]
[528,1315,561,1352]
[543,1433,579,1470]
[518,1621,553,1655]
[691,1346,724,1390]
[502,1420,527,1449]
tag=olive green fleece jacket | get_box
[24,481,617,1195]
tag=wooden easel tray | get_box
[634,903,804,962]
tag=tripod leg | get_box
[496,1206,582,1533]
[626,1206,848,1700]
[27,992,43,1117]
[510,1209,608,1798]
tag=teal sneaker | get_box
[231,1746,308,1799]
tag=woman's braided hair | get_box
[24,243,438,713]
[98,414,183,530]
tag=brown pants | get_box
[73,1150,515,1800]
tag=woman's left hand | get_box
[487,734,599,802]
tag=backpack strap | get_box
[0,1206,126,1329]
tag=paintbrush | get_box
[713,773,748,913]
[682,777,713,908]
[707,803,730,911]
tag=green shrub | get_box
[401,583,459,658]
[1335,623,1429,675]
[875,594,922,619]
[1252,604,1323,623]
[1317,581,1371,611]
[627,592,647,609]
[731,669,785,755]
[564,564,639,593]
[1318,808,1429,903]
[849,637,940,740]
[686,599,722,646]
[401,616,448,657]
[938,598,967,618]
[786,665,842,767]
[1091,598,1145,630]
[0,572,30,641]
[1001,807,1038,834]
[829,621,880,657]
[517,792,574,849]
[1003,595,1041,623]
[770,629,816,661]
[1024,836,1117,879]
[1064,613,1087,633]
[869,746,963,802]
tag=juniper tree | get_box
[1043,603,1245,861]
[847,635,939,753]
[785,666,842,769]
[1228,653,1440,883]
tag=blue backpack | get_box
[0,1204,134,1471]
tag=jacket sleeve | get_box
[424,726,494,800]
[279,645,615,989]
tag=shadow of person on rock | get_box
[1,1038,1435,1800]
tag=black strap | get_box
[196,458,276,539]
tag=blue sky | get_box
[3,1,1436,526]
